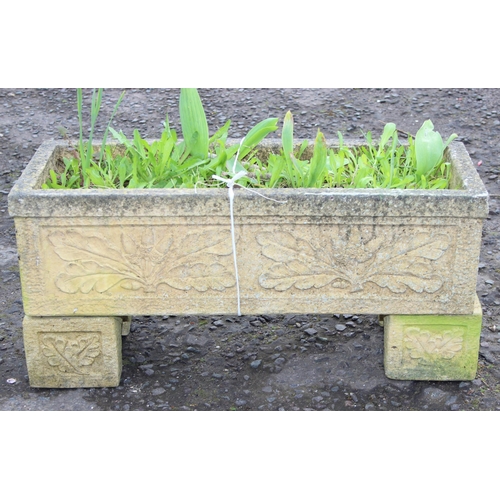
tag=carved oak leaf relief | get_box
[403,327,464,362]
[40,333,101,374]
[47,228,235,294]
[257,226,451,294]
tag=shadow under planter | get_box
[8,139,489,388]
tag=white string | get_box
[213,139,286,316]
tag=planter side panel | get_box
[15,214,482,317]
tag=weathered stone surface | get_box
[121,316,132,336]
[8,140,488,319]
[384,295,482,381]
[23,316,122,388]
[7,140,490,219]
[10,216,484,316]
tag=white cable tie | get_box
[212,139,287,316]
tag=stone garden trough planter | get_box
[8,139,489,387]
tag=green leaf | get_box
[238,117,278,158]
[133,129,148,159]
[179,88,209,159]
[282,110,294,161]
[109,127,132,148]
[99,90,125,164]
[307,130,327,187]
[378,122,397,151]
[49,170,60,188]
[298,140,308,160]
[267,154,286,187]
[415,120,456,177]
[118,163,126,188]
[209,120,231,144]
[282,111,300,185]
[159,134,175,170]
[88,168,105,187]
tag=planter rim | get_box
[8,139,489,219]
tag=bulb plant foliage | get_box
[43,89,457,190]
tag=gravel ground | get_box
[1,88,499,411]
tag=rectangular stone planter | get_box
[8,139,489,386]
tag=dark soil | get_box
[1,88,499,411]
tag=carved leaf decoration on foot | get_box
[48,228,235,294]
[258,227,450,294]
[403,327,464,362]
[40,334,101,374]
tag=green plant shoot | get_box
[415,119,457,178]
[179,88,209,159]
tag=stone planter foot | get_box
[383,295,482,381]
[23,315,123,388]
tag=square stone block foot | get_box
[23,315,123,388]
[384,296,482,381]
